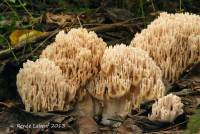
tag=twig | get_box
[162,121,187,131]
[77,16,83,28]
[88,21,144,33]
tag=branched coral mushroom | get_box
[40,28,107,92]
[17,58,75,112]
[148,94,183,122]
[86,44,165,125]
[130,12,200,83]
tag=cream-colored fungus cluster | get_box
[41,28,107,91]
[148,94,183,122]
[17,28,106,112]
[86,44,165,125]
[17,21,193,124]
[131,12,200,83]
[17,58,74,112]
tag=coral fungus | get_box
[17,58,75,112]
[149,94,183,122]
[86,44,165,124]
[131,12,200,83]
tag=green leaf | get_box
[184,109,200,134]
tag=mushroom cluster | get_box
[86,44,165,125]
[17,58,74,112]
[130,12,200,83]
[17,22,193,125]
[148,94,183,122]
[17,28,107,112]
[41,28,107,91]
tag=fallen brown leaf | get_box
[115,118,142,134]
[44,12,76,26]
[77,116,99,134]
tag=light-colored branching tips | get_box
[86,44,165,125]
[16,58,76,112]
[40,28,107,93]
[40,28,107,117]
[148,94,184,122]
[130,12,200,83]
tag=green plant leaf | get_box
[184,109,200,134]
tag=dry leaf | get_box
[77,116,99,134]
[9,29,43,46]
[44,12,75,26]
[115,118,142,134]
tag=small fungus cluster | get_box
[16,12,200,124]
[149,94,183,122]
[131,12,200,83]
